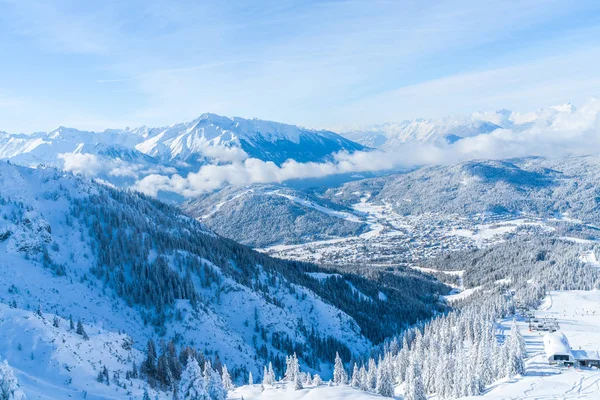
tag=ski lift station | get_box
[544,331,600,367]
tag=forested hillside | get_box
[0,161,449,396]
[183,185,368,247]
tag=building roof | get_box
[543,331,573,359]
[572,349,600,361]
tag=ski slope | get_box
[479,290,600,399]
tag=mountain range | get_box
[341,102,577,149]
[0,114,365,193]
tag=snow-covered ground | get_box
[479,290,600,399]
[230,382,382,400]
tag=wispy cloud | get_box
[1,0,600,133]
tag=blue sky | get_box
[1,0,600,133]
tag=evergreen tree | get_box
[376,356,395,398]
[366,358,377,390]
[261,366,270,386]
[75,319,89,340]
[268,362,276,384]
[359,365,368,391]
[332,352,347,385]
[312,374,322,386]
[351,363,360,388]
[222,365,234,391]
[304,372,312,386]
[142,339,158,386]
[294,376,303,390]
[248,371,253,386]
[69,315,74,330]
[404,355,426,400]
[0,360,25,400]
[203,361,226,400]
[179,357,209,400]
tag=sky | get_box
[1,0,600,134]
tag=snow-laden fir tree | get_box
[351,363,360,388]
[248,371,253,386]
[376,355,395,398]
[262,366,271,386]
[304,372,312,386]
[267,362,276,384]
[221,364,234,392]
[284,354,300,383]
[0,360,25,400]
[203,361,226,400]
[366,358,377,390]
[506,321,525,377]
[294,376,303,391]
[332,352,347,385]
[179,357,209,400]
[359,365,368,391]
[312,374,322,386]
[404,353,426,400]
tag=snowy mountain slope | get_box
[0,162,447,390]
[342,102,577,149]
[0,304,154,400]
[324,155,600,228]
[182,185,369,247]
[133,113,365,164]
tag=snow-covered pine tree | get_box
[268,362,276,384]
[248,371,253,386]
[351,363,360,388]
[404,354,426,400]
[377,355,395,398]
[305,372,312,386]
[262,366,271,386]
[313,374,322,386]
[359,365,368,391]
[179,357,209,400]
[203,361,226,400]
[367,358,377,390]
[294,376,303,390]
[76,319,89,340]
[506,324,525,377]
[0,360,25,400]
[332,352,347,385]
[222,364,234,391]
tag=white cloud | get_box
[58,153,102,175]
[201,146,249,163]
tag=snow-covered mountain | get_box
[342,103,577,149]
[183,185,368,248]
[0,114,365,190]
[0,161,448,398]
